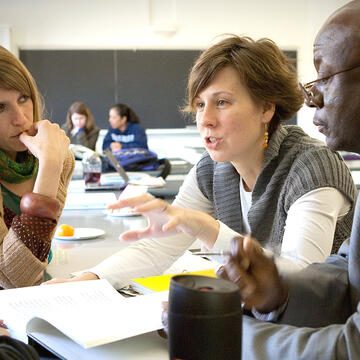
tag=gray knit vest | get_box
[196,125,357,254]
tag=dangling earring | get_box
[263,123,269,148]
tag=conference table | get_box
[40,206,169,359]
[35,158,202,358]
[4,158,214,359]
[40,168,191,359]
[47,157,192,280]
[46,208,147,280]
[17,157,228,360]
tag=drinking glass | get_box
[82,153,102,187]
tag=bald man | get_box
[221,2,360,358]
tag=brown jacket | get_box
[0,150,74,289]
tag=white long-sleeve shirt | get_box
[88,166,350,289]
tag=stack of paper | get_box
[100,172,146,186]
[131,250,218,294]
[101,172,165,188]
[64,192,117,210]
[1,279,168,348]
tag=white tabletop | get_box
[46,207,148,279]
[42,207,169,359]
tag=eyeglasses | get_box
[299,63,360,107]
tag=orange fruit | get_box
[56,224,75,237]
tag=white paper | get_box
[28,325,168,360]
[1,279,168,349]
[119,184,148,199]
[129,176,165,187]
[105,185,148,216]
[100,172,148,186]
[163,250,217,275]
[64,192,117,210]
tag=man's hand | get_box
[218,235,288,314]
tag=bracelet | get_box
[20,192,61,220]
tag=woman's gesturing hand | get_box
[108,193,220,247]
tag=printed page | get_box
[1,279,167,348]
[1,280,123,343]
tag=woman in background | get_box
[0,45,74,289]
[62,101,100,150]
[102,103,148,151]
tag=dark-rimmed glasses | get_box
[299,63,360,107]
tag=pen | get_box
[192,251,231,256]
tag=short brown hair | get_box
[0,46,44,123]
[185,35,304,135]
[65,101,95,132]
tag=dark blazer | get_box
[242,241,360,359]
[241,191,360,360]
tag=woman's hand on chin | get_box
[20,120,70,198]
[19,120,69,168]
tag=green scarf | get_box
[0,150,38,183]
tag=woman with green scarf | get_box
[0,46,74,289]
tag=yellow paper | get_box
[131,269,216,294]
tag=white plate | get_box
[54,227,105,240]
[103,209,141,217]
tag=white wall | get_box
[0,0,350,140]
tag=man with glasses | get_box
[221,1,360,358]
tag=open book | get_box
[1,279,168,351]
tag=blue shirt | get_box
[102,123,148,150]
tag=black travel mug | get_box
[168,275,242,360]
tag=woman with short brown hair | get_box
[49,35,356,289]
[186,36,303,135]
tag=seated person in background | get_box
[0,45,74,289]
[47,34,356,289]
[0,321,39,359]
[102,103,148,151]
[61,101,100,151]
